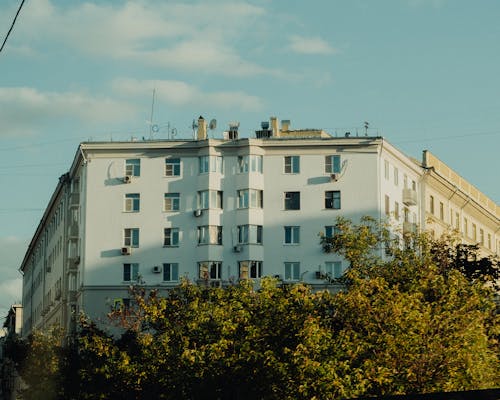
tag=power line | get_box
[0,0,26,54]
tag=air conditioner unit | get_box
[233,245,242,253]
[330,173,339,181]
[123,175,132,184]
[152,265,162,274]
[121,246,132,255]
[193,209,203,217]
[315,271,324,279]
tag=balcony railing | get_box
[402,188,418,206]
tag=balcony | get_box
[403,222,417,235]
[402,188,418,206]
[68,222,79,238]
[69,192,80,207]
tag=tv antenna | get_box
[148,89,157,139]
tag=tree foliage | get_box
[14,217,500,399]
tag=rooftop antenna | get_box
[364,121,369,136]
[209,118,217,137]
[191,119,198,139]
[148,89,156,139]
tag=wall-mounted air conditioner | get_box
[233,245,242,253]
[121,246,131,255]
[123,175,132,184]
[193,209,203,217]
[330,173,339,182]
[152,265,162,274]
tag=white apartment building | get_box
[19,117,498,336]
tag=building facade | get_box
[19,118,499,336]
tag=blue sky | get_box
[1,0,499,317]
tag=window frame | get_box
[124,228,139,248]
[163,263,179,282]
[163,228,179,247]
[164,193,180,212]
[198,261,222,280]
[198,225,223,245]
[325,155,341,174]
[237,225,263,244]
[123,263,139,282]
[284,191,300,210]
[325,261,343,279]
[165,158,181,177]
[124,193,140,212]
[125,159,141,177]
[199,155,223,174]
[325,191,341,210]
[284,156,300,174]
[239,260,262,279]
[284,262,300,281]
[197,190,223,210]
[284,226,300,245]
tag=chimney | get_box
[270,116,279,137]
[281,119,290,131]
[197,116,207,140]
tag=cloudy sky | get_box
[1,0,499,318]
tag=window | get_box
[403,174,408,189]
[325,225,340,238]
[464,218,468,237]
[284,226,300,244]
[325,191,341,209]
[164,193,180,211]
[487,233,491,249]
[284,262,300,281]
[429,195,435,214]
[394,202,399,220]
[472,223,477,241]
[125,159,140,177]
[237,189,263,209]
[385,195,390,216]
[198,190,223,209]
[199,155,223,174]
[124,228,139,247]
[238,155,263,173]
[384,160,389,180]
[238,225,263,244]
[439,202,444,220]
[164,228,179,247]
[165,158,181,176]
[479,229,484,246]
[393,167,399,186]
[325,261,343,279]
[198,226,222,245]
[199,261,221,280]
[404,207,410,223]
[239,261,262,279]
[284,192,300,210]
[455,212,460,230]
[123,263,139,282]
[325,155,341,174]
[284,156,300,174]
[163,263,179,282]
[124,193,140,212]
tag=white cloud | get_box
[13,0,287,78]
[113,78,263,111]
[0,87,138,136]
[287,35,336,55]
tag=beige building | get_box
[421,151,499,257]
[17,117,499,338]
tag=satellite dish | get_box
[151,124,159,133]
[209,119,217,130]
